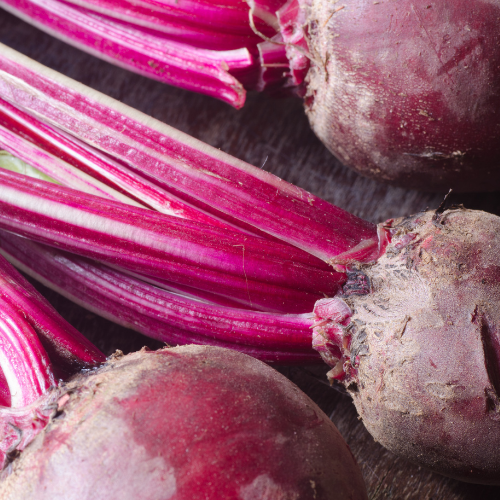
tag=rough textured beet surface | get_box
[303,0,500,192]
[0,346,367,500]
[342,209,500,483]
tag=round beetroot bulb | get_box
[0,346,367,500]
[343,209,500,483]
[304,0,500,191]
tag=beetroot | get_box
[0,346,368,500]
[313,208,500,483]
[303,0,500,192]
[3,0,500,191]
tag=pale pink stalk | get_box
[0,169,343,313]
[0,297,55,407]
[61,0,271,49]
[0,122,145,207]
[63,0,276,38]
[0,98,238,228]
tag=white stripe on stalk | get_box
[0,183,168,250]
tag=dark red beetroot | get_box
[4,0,500,191]
[303,0,500,191]
[314,208,500,483]
[0,346,368,500]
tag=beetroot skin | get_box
[330,209,500,483]
[0,346,367,500]
[303,0,500,192]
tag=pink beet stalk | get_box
[0,251,91,408]
[0,231,319,362]
[0,98,238,228]
[0,42,378,262]
[0,251,105,466]
[0,0,258,106]
[0,370,9,407]
[0,0,300,104]
[60,0,274,51]
[0,297,55,407]
[0,118,145,207]
[0,247,105,372]
[0,169,344,313]
[61,0,278,39]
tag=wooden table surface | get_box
[2,9,500,499]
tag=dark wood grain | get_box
[2,9,500,498]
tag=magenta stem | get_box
[0,169,343,313]
[0,0,256,106]
[0,97,241,228]
[0,295,55,407]
[0,233,315,349]
[0,368,10,407]
[0,249,105,371]
[62,0,277,37]
[0,0,307,103]
[0,44,378,262]
[60,0,273,49]
[0,233,321,364]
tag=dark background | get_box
[2,9,500,498]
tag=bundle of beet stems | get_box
[2,0,500,192]
[1,41,500,489]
